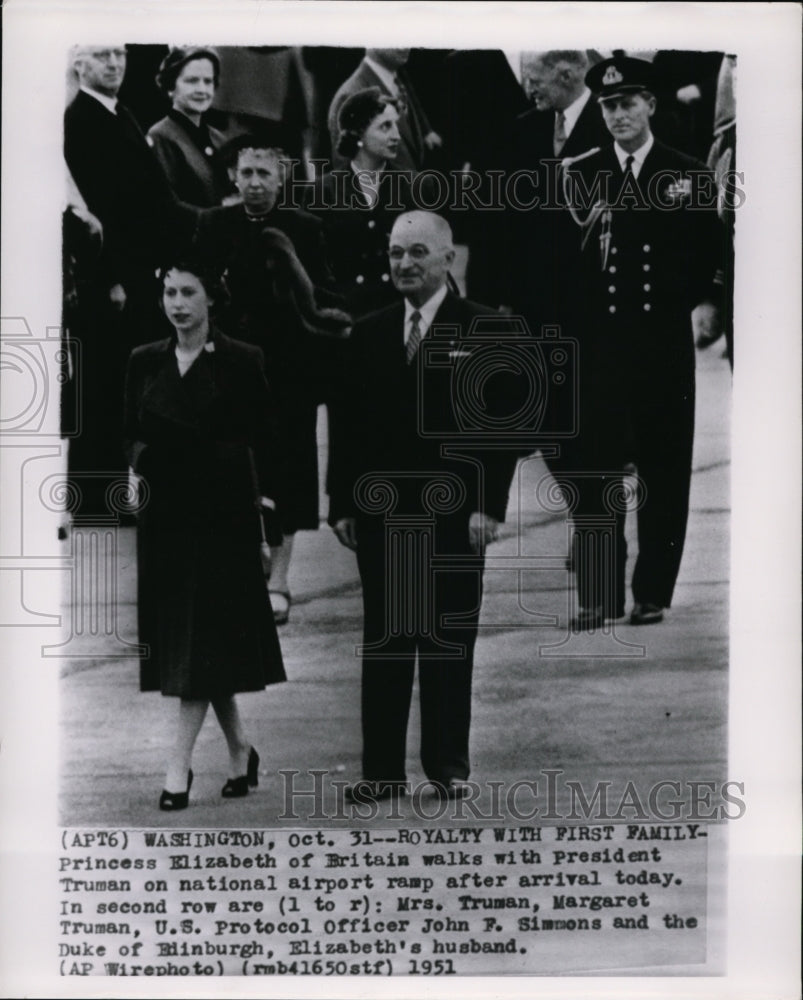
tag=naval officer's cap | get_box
[585,56,659,99]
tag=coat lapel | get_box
[141,330,225,430]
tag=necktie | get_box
[553,111,567,156]
[406,310,422,364]
[623,154,635,177]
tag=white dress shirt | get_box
[403,284,449,347]
[613,132,655,179]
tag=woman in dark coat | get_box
[147,47,229,207]
[193,133,351,625]
[124,258,285,810]
[313,87,412,319]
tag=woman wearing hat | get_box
[147,47,229,207]
[313,87,414,319]
[193,132,352,626]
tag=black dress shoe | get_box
[222,747,260,798]
[344,781,407,804]
[630,603,665,625]
[159,769,193,811]
[570,607,625,631]
[431,779,471,801]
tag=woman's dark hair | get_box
[336,87,398,159]
[155,46,221,96]
[156,258,228,311]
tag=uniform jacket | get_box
[327,60,432,172]
[566,138,723,375]
[147,111,228,208]
[311,167,418,318]
[64,89,197,289]
[328,292,519,527]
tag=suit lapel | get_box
[564,98,604,158]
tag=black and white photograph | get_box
[0,1,800,995]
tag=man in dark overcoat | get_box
[329,210,521,802]
[508,50,610,327]
[563,56,724,629]
[64,45,196,325]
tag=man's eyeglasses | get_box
[388,246,432,262]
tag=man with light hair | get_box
[329,210,519,804]
[65,45,196,322]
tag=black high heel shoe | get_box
[159,769,193,811]
[221,747,259,798]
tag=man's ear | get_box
[444,247,456,267]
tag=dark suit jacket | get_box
[146,111,228,208]
[64,89,196,289]
[444,50,530,172]
[329,292,518,528]
[327,60,432,172]
[507,94,610,322]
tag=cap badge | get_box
[603,65,624,86]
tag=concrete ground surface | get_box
[60,346,731,829]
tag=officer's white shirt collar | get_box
[613,132,654,178]
[559,88,592,136]
[403,284,449,344]
[80,85,118,115]
[364,56,399,96]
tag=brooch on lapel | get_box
[203,341,215,353]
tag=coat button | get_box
[609,305,617,314]
[610,247,618,255]
[355,275,365,284]
[643,244,651,252]
[381,273,390,282]
[608,285,616,294]
[643,263,651,272]
[643,303,651,311]
[367,220,376,229]
[609,265,617,273]
[643,283,651,291]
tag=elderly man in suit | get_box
[64,46,196,517]
[507,50,610,324]
[327,48,441,170]
[329,210,520,804]
[64,45,196,322]
[563,56,724,630]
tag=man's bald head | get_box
[389,211,455,307]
